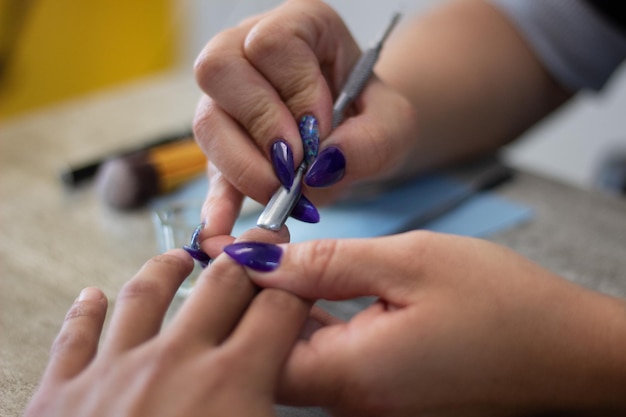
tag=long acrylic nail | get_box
[304,146,346,187]
[290,194,320,223]
[271,139,295,190]
[183,223,211,268]
[223,242,283,272]
[299,115,319,165]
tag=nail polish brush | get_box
[257,12,402,231]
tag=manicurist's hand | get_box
[193,0,419,237]
[223,231,626,415]
[24,228,310,417]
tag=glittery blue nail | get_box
[299,115,319,166]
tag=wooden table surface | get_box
[1,70,625,416]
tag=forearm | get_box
[376,0,572,173]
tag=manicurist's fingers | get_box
[240,0,359,138]
[228,232,424,304]
[194,21,305,186]
[195,21,303,148]
[194,0,364,207]
[200,159,248,237]
[194,96,279,207]
[101,250,193,356]
[43,287,107,383]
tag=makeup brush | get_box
[95,139,207,209]
[60,130,194,187]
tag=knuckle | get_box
[52,303,103,355]
[117,277,167,306]
[203,258,255,293]
[63,300,104,322]
[193,97,218,146]
[238,95,282,144]
[194,29,241,90]
[401,230,438,272]
[244,22,321,115]
[147,253,191,276]
[193,99,233,163]
[283,75,322,115]
[298,239,340,287]
[363,122,397,174]
[405,229,438,249]
[152,336,187,364]
[243,22,289,63]
[257,288,303,312]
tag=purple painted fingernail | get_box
[304,146,346,187]
[183,223,211,268]
[290,194,320,223]
[223,242,283,272]
[271,139,295,190]
[299,115,319,165]
[183,246,211,268]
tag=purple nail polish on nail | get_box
[304,146,346,187]
[271,140,295,190]
[183,222,211,268]
[224,242,283,272]
[290,194,320,223]
[183,246,211,268]
[299,115,319,165]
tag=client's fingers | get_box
[167,227,290,346]
[166,254,258,346]
[101,250,193,356]
[226,288,310,384]
[43,287,107,383]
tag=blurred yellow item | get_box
[0,0,177,119]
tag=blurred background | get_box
[1,0,624,193]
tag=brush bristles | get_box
[95,140,206,209]
[95,155,159,209]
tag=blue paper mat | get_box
[155,174,533,242]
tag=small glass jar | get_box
[152,201,204,297]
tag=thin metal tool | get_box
[257,12,402,231]
[393,162,515,234]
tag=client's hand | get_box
[193,0,419,237]
[223,231,626,416]
[24,228,309,417]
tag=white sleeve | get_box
[487,0,626,91]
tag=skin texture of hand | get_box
[193,0,420,238]
[24,227,310,417]
[229,231,626,416]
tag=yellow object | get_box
[0,0,177,119]
[148,140,207,192]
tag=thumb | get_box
[318,77,419,186]
[223,233,419,303]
